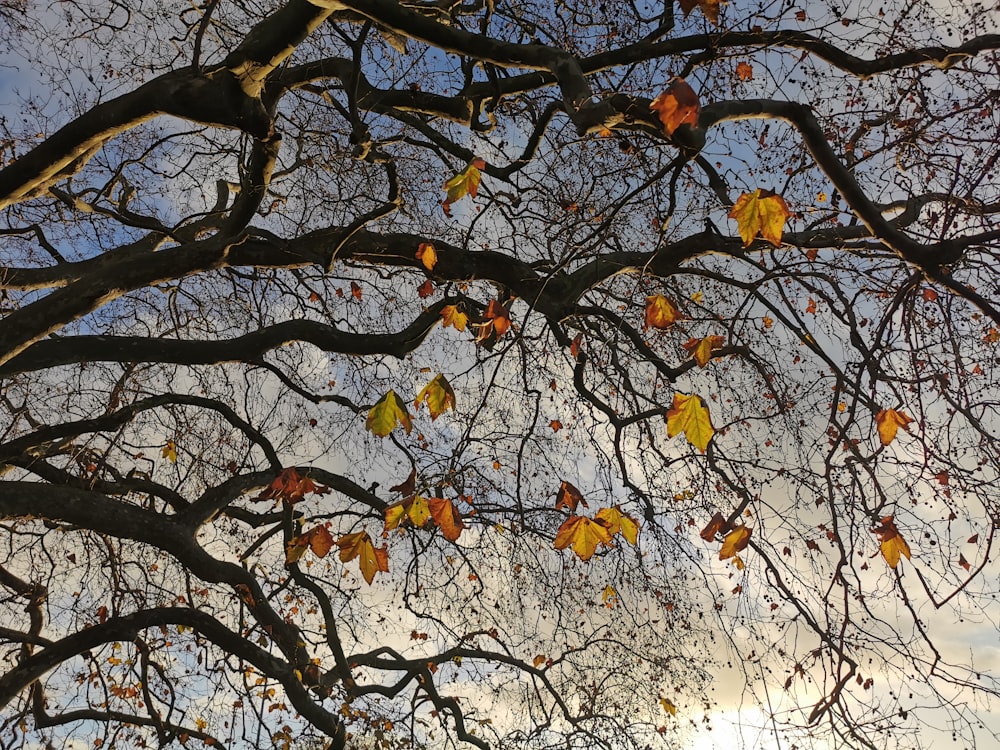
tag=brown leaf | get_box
[555,481,588,512]
[649,78,700,136]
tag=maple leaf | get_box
[285,525,334,565]
[337,531,389,584]
[428,497,465,541]
[596,506,639,545]
[255,467,323,504]
[555,481,588,512]
[417,279,435,298]
[649,78,701,136]
[442,158,486,216]
[474,298,513,347]
[872,515,911,569]
[161,440,177,464]
[417,242,438,270]
[728,189,792,247]
[389,468,417,498]
[384,495,432,532]
[440,304,469,332]
[554,515,614,561]
[602,584,618,606]
[719,525,751,560]
[677,0,719,24]
[415,373,456,420]
[666,393,715,452]
[875,408,913,446]
[681,335,725,367]
[645,295,684,329]
[735,61,753,80]
[366,390,413,437]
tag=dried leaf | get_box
[428,497,465,541]
[735,61,753,80]
[871,516,911,569]
[440,304,469,332]
[442,158,485,216]
[596,506,640,545]
[659,697,677,715]
[649,78,701,136]
[161,440,177,464]
[555,481,588,512]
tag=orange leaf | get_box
[735,61,753,80]
[728,189,791,247]
[350,281,362,299]
[440,304,469,332]
[555,481,588,512]
[255,467,323,504]
[875,408,913,446]
[417,279,435,298]
[417,242,438,271]
[666,393,715,452]
[550,420,563,432]
[595,506,640,545]
[719,526,751,560]
[649,78,701,136]
[428,497,465,541]
[871,516,911,569]
[677,0,719,23]
[554,515,613,561]
[336,531,389,584]
[645,295,684,329]
[681,335,725,367]
[474,299,513,346]
[570,333,583,359]
[308,526,334,558]
[700,512,730,541]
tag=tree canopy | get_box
[1,1,999,748]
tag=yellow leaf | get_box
[873,516,911,569]
[366,390,412,437]
[161,440,177,463]
[681,335,725,367]
[415,374,456,420]
[660,697,677,715]
[645,295,684,329]
[875,408,913,446]
[384,495,432,532]
[719,526,751,560]
[533,654,546,667]
[336,531,389,584]
[665,393,715,452]
[602,584,618,605]
[595,506,640,545]
[384,503,406,532]
[728,189,791,247]
[440,304,469,332]
[417,242,438,271]
[649,78,701,136]
[554,515,614,561]
[442,158,485,216]
[408,495,431,528]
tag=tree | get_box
[0,0,998,748]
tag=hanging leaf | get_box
[384,495,432,532]
[474,298,513,346]
[871,516,911,568]
[735,61,753,80]
[255,467,326,504]
[645,295,685,330]
[442,158,486,216]
[681,335,725,367]
[595,506,640,545]
[875,408,913,446]
[161,440,178,464]
[719,526,751,560]
[366,391,413,437]
[666,393,715,452]
[677,0,719,24]
[440,304,469,332]
[555,481,588,512]
[660,697,678,715]
[336,531,389,584]
[428,497,465,541]
[649,78,701,136]
[728,189,792,247]
[554,515,614,561]
[415,373,456,420]
[417,242,438,270]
